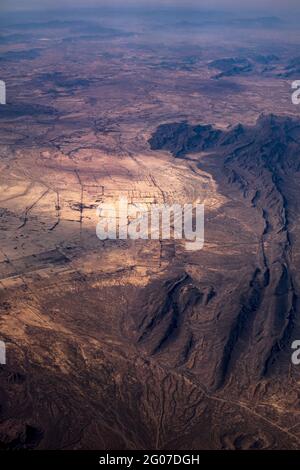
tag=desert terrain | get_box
[1,6,300,449]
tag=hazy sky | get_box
[1,0,300,14]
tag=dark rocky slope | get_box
[149,115,300,390]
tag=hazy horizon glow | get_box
[1,0,300,15]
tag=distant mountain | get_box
[208,55,281,79]
[279,57,300,78]
[175,16,284,30]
